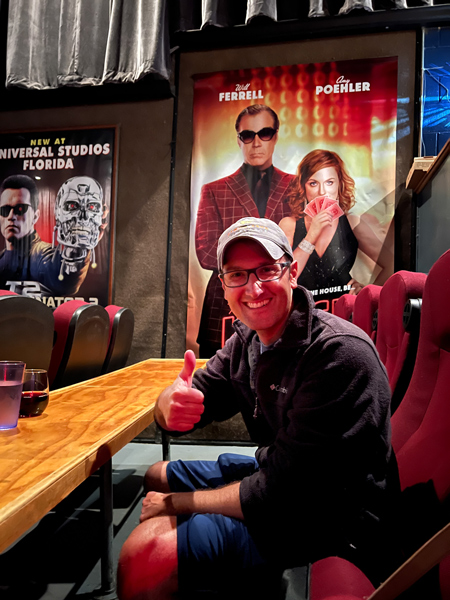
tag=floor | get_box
[0,441,262,600]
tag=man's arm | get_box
[149,346,246,523]
[140,482,244,522]
[155,350,205,432]
[195,183,223,271]
[150,343,247,522]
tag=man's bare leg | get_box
[144,460,170,493]
[117,515,178,600]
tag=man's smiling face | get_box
[221,240,298,346]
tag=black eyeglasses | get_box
[237,127,278,144]
[0,204,31,217]
[220,262,290,288]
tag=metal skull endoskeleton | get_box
[53,176,104,279]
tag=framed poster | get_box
[0,126,117,308]
[188,57,398,357]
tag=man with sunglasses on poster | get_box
[118,217,399,600]
[0,174,90,298]
[195,104,294,358]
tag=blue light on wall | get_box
[422,28,450,156]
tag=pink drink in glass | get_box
[0,361,26,430]
[0,380,23,429]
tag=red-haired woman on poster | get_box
[279,149,391,296]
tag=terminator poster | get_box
[189,57,398,357]
[0,127,116,308]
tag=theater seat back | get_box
[352,284,381,342]
[49,300,110,389]
[0,295,54,370]
[333,294,356,322]
[376,270,427,411]
[102,305,134,374]
[309,557,374,600]
[393,250,450,498]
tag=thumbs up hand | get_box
[156,350,205,432]
[178,349,196,388]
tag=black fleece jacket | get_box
[192,286,399,582]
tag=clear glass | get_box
[20,369,49,418]
[220,262,290,288]
[0,361,26,430]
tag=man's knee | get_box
[117,516,177,600]
[144,460,170,493]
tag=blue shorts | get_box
[166,453,281,597]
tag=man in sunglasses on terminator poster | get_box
[195,104,294,358]
[0,174,104,298]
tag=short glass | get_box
[20,369,49,418]
[0,361,26,430]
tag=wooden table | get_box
[0,358,205,597]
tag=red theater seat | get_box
[309,557,374,600]
[49,300,110,389]
[352,284,381,342]
[305,250,450,600]
[333,294,356,322]
[376,270,427,412]
[392,251,450,473]
[101,305,134,374]
[0,295,54,370]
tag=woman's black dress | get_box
[293,216,358,293]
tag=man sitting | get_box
[117,217,399,600]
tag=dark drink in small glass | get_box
[20,369,49,418]
[20,390,49,417]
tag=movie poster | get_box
[189,57,398,357]
[0,127,116,308]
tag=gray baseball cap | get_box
[217,217,294,272]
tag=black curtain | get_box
[169,0,421,30]
[6,0,436,89]
[6,0,170,89]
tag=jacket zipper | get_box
[253,395,258,419]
